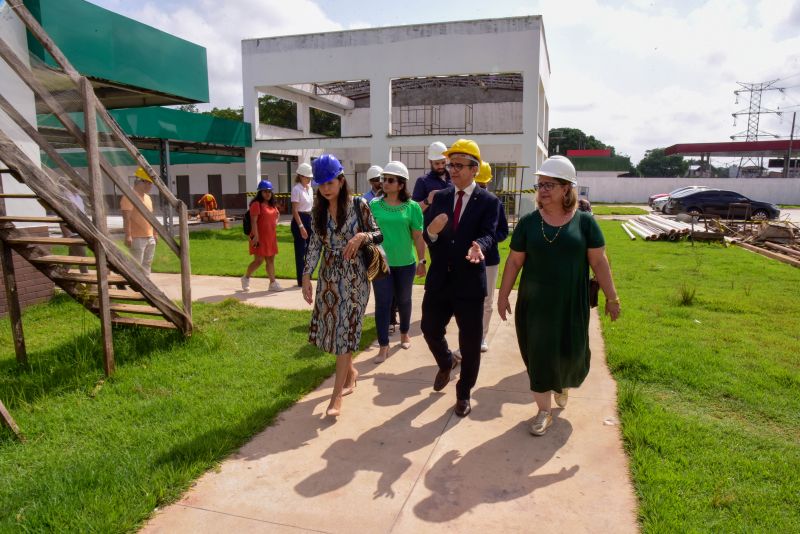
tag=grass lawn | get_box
[591,205,649,215]
[597,220,800,532]
[0,295,375,531]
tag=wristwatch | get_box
[419,259,427,265]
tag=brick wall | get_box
[0,226,55,316]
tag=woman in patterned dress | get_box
[302,154,383,417]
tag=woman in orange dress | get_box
[241,180,283,292]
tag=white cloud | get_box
[102,0,342,109]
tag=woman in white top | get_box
[291,163,315,286]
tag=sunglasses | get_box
[383,176,403,184]
[533,182,561,192]
[445,162,477,171]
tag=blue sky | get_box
[85,1,800,162]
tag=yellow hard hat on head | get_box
[475,161,492,184]
[443,139,481,164]
[135,167,153,182]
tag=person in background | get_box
[60,181,89,275]
[362,165,384,203]
[197,192,217,212]
[474,161,508,352]
[241,180,283,292]
[421,139,499,418]
[291,162,314,287]
[578,198,592,213]
[302,154,383,417]
[497,155,620,437]
[369,161,426,363]
[412,141,450,213]
[121,167,157,275]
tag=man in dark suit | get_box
[421,139,500,417]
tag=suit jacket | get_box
[423,185,499,299]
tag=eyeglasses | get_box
[533,182,561,192]
[445,162,477,172]
[383,176,401,184]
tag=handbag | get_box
[354,197,390,281]
[589,277,600,308]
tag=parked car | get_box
[663,189,780,220]
[648,185,708,208]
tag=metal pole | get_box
[786,111,796,179]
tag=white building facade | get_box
[242,16,551,212]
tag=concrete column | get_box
[297,101,310,136]
[245,148,261,185]
[369,76,392,166]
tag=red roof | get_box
[566,149,611,157]
[664,140,796,157]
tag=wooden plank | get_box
[0,400,23,441]
[107,303,163,316]
[0,215,62,223]
[30,254,96,265]
[736,242,800,268]
[82,77,115,377]
[86,288,146,301]
[52,271,126,284]
[111,317,178,330]
[0,228,27,366]
[178,203,192,330]
[6,237,86,246]
[0,193,37,199]
[763,241,800,259]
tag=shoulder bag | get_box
[354,197,390,281]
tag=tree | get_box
[258,95,297,130]
[176,103,199,113]
[205,107,243,121]
[548,127,612,156]
[310,107,341,137]
[637,148,689,177]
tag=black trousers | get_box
[421,284,484,400]
[290,212,312,285]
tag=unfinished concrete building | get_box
[242,16,550,215]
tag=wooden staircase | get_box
[0,1,192,382]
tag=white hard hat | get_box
[296,162,313,178]
[383,161,409,180]
[366,165,383,181]
[428,141,447,161]
[536,155,577,185]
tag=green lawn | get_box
[591,205,649,215]
[597,220,800,532]
[0,296,375,531]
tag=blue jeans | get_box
[373,263,416,346]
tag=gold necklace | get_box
[541,215,564,244]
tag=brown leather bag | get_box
[355,197,390,281]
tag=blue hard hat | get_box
[257,180,273,191]
[311,154,344,186]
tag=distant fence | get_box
[576,176,800,204]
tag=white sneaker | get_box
[240,276,250,291]
[269,280,284,292]
[480,339,489,352]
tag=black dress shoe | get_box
[433,368,451,391]
[455,399,471,417]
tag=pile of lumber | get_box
[621,215,693,241]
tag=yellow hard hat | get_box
[443,139,481,164]
[475,161,492,183]
[134,167,153,183]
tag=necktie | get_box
[452,190,465,232]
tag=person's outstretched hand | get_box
[466,241,484,263]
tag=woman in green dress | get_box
[497,156,621,436]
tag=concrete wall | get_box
[577,175,800,204]
[0,5,46,219]
[242,17,549,193]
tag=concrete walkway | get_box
[143,274,638,533]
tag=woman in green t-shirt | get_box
[369,161,427,363]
